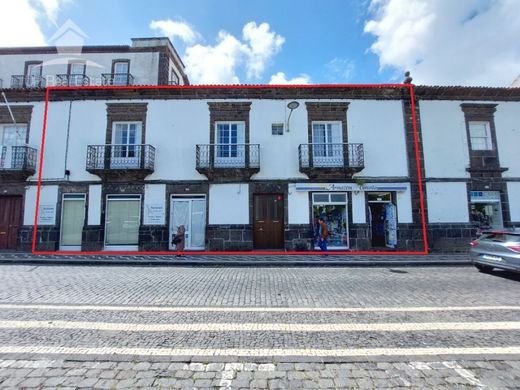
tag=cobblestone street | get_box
[0,262,519,388]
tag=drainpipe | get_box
[64,100,72,180]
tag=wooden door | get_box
[0,196,23,250]
[253,194,284,249]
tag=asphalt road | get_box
[0,263,519,389]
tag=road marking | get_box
[0,345,519,357]
[1,320,520,332]
[0,304,518,313]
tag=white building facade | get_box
[1,39,519,252]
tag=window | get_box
[105,195,141,246]
[169,68,179,85]
[312,121,343,166]
[215,122,245,167]
[68,62,86,86]
[272,123,284,135]
[0,125,27,169]
[25,62,42,87]
[469,121,492,150]
[111,122,141,168]
[113,61,130,85]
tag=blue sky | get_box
[1,0,520,86]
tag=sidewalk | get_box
[0,252,471,267]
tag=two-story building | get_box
[1,38,519,253]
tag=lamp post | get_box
[286,101,299,132]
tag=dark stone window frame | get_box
[460,103,501,170]
[23,60,43,77]
[0,105,33,144]
[208,102,251,144]
[305,102,349,144]
[105,103,148,145]
[111,59,131,75]
[67,60,87,77]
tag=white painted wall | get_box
[209,184,249,224]
[288,183,309,224]
[249,100,308,180]
[347,100,408,177]
[396,186,413,223]
[351,192,365,223]
[23,185,58,225]
[0,52,159,86]
[420,101,470,178]
[426,182,469,223]
[146,100,208,181]
[495,102,520,178]
[507,182,520,222]
[143,184,166,225]
[23,186,37,225]
[88,184,102,225]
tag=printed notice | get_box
[144,204,165,225]
[38,204,56,225]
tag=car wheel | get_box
[475,264,493,273]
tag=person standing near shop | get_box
[317,217,329,252]
[172,224,186,257]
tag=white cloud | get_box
[149,19,199,45]
[364,0,520,86]
[324,58,355,82]
[269,72,311,84]
[182,21,285,84]
[242,22,285,78]
[0,0,69,47]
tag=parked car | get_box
[469,229,520,273]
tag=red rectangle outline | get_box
[32,83,428,256]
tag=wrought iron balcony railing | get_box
[56,74,90,87]
[196,144,260,169]
[299,143,364,170]
[0,145,37,172]
[10,75,46,88]
[101,73,134,86]
[86,144,155,172]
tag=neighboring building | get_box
[0,38,519,252]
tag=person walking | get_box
[172,224,186,257]
[317,217,329,252]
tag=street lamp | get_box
[286,101,299,132]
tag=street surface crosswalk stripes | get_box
[1,319,520,332]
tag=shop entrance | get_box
[169,196,206,250]
[0,196,22,250]
[253,194,284,249]
[470,191,503,229]
[368,192,397,248]
[312,192,349,249]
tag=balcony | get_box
[56,74,90,87]
[298,143,364,179]
[86,144,155,180]
[101,73,134,86]
[0,145,37,181]
[196,144,260,182]
[10,75,46,89]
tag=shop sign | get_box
[294,183,408,192]
[38,204,56,225]
[470,191,501,202]
[144,203,165,225]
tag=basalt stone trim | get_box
[402,94,428,251]
[461,104,503,171]
[157,51,170,85]
[285,224,314,251]
[208,102,251,143]
[0,105,33,143]
[305,102,349,144]
[105,103,148,144]
[33,226,59,251]
[139,225,169,251]
[206,224,252,251]
[426,223,476,253]
[82,225,104,251]
[101,183,145,230]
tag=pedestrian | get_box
[317,217,329,252]
[172,225,186,257]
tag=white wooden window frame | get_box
[214,121,245,168]
[468,121,493,151]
